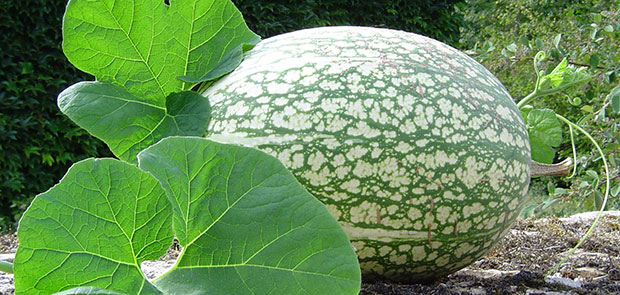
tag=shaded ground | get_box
[1,212,619,294]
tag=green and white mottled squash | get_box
[203,26,531,282]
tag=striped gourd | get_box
[203,26,531,282]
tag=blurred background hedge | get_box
[234,0,465,43]
[0,0,112,230]
[0,0,466,230]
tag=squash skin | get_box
[203,26,531,282]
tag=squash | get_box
[203,26,531,282]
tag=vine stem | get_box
[516,76,592,109]
[0,260,13,274]
[567,124,578,178]
[546,114,611,277]
[517,91,538,109]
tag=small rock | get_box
[0,254,14,263]
[574,267,606,280]
[560,211,620,225]
[0,274,14,295]
[141,259,176,280]
[463,269,519,279]
[545,275,582,289]
[526,289,576,295]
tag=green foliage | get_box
[524,109,563,164]
[15,158,171,294]
[233,0,465,46]
[14,1,361,293]
[1,0,465,229]
[62,0,260,105]
[59,83,211,163]
[57,0,259,163]
[0,0,112,230]
[140,137,360,294]
[15,138,360,294]
[461,0,620,215]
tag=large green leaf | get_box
[138,137,361,295]
[526,109,563,163]
[58,81,211,163]
[14,159,173,295]
[62,0,260,106]
[53,287,126,295]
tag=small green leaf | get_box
[590,28,599,40]
[62,0,260,106]
[540,58,568,88]
[585,170,600,190]
[535,39,544,49]
[506,43,517,53]
[547,182,556,195]
[539,58,591,93]
[529,138,556,164]
[608,85,620,113]
[611,184,620,197]
[527,109,563,164]
[542,198,559,210]
[20,62,33,75]
[589,53,600,69]
[604,25,614,33]
[553,33,562,49]
[138,137,361,295]
[520,203,538,218]
[581,105,594,113]
[520,105,533,120]
[594,191,604,210]
[58,82,211,163]
[14,159,173,295]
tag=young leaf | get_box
[58,82,211,163]
[540,58,568,88]
[608,84,620,113]
[137,137,362,295]
[527,109,563,164]
[14,158,173,295]
[62,0,260,106]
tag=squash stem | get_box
[530,158,572,177]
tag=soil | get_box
[1,211,619,295]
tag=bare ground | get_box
[1,211,619,294]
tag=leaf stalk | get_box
[0,260,13,274]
